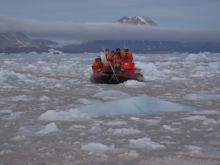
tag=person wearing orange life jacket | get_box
[113,48,122,68]
[115,48,122,59]
[92,58,98,68]
[122,46,133,62]
[107,51,116,64]
[92,56,103,69]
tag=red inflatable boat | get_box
[90,54,144,84]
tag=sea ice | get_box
[135,62,164,80]
[144,119,161,125]
[93,90,130,101]
[117,150,139,160]
[37,95,198,121]
[77,95,197,115]
[185,53,209,62]
[40,96,51,101]
[8,112,21,120]
[88,126,102,133]
[185,145,202,153]
[69,125,87,130]
[202,118,218,125]
[162,125,179,132]
[123,80,146,88]
[18,125,44,136]
[0,70,29,82]
[183,115,207,121]
[104,121,127,126]
[208,62,220,69]
[77,98,100,105]
[184,93,220,100]
[11,135,26,141]
[129,137,165,149]
[171,77,187,81]
[38,110,93,121]
[130,117,140,121]
[0,110,12,114]
[36,122,60,135]
[81,143,114,152]
[106,128,140,135]
[191,110,220,115]
[1,95,35,102]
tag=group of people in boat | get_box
[92,47,133,69]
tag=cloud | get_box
[1,15,220,45]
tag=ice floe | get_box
[69,125,87,130]
[40,96,51,101]
[88,126,102,133]
[183,115,207,121]
[185,145,202,153]
[202,118,218,125]
[0,110,12,114]
[162,125,179,132]
[144,119,161,125]
[93,90,130,101]
[82,143,114,152]
[185,53,209,62]
[77,95,198,115]
[0,70,29,82]
[18,123,60,136]
[11,135,26,141]
[184,93,220,100]
[191,110,220,115]
[135,62,164,80]
[130,117,140,121]
[0,95,35,102]
[129,137,165,149]
[37,95,199,121]
[104,121,128,126]
[36,122,60,135]
[106,128,140,135]
[38,110,94,121]
[77,98,101,105]
[117,150,139,160]
[123,80,146,88]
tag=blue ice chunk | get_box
[77,95,198,115]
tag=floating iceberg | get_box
[77,95,198,115]
[38,95,199,122]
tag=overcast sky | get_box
[0,0,220,44]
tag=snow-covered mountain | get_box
[0,32,48,52]
[115,15,158,27]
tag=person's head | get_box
[124,46,129,52]
[110,50,115,55]
[97,56,101,62]
[116,48,121,52]
[105,48,109,52]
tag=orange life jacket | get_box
[107,54,121,68]
[92,61,98,68]
[121,51,133,62]
[93,60,103,69]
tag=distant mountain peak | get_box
[115,15,158,27]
